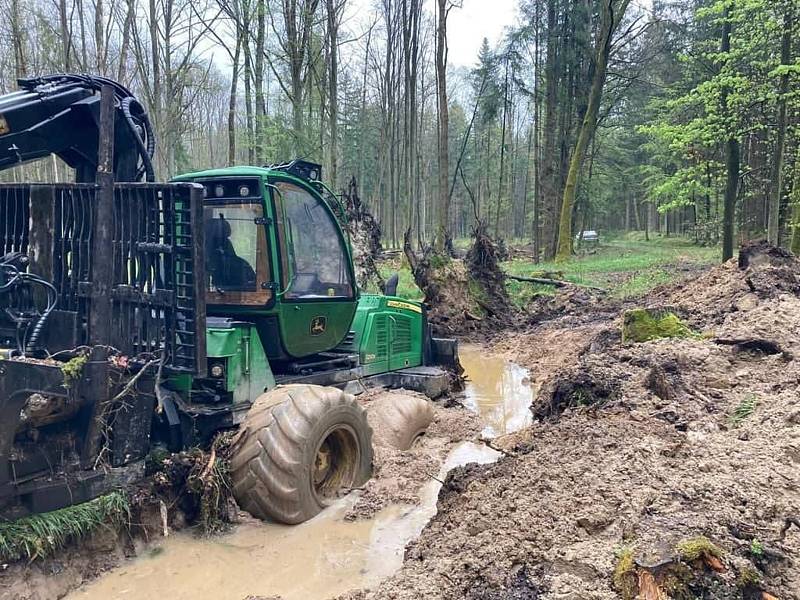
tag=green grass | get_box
[377,233,719,304]
[730,394,758,427]
[504,233,719,300]
[0,491,130,562]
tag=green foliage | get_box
[639,0,799,242]
[730,394,757,427]
[0,491,130,562]
[749,538,764,557]
[60,353,89,388]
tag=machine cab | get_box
[181,165,358,362]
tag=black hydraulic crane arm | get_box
[0,74,156,182]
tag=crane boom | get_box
[0,74,155,182]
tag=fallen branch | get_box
[480,438,516,458]
[506,274,607,292]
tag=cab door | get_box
[270,179,357,358]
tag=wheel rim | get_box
[311,424,360,503]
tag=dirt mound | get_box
[353,245,800,599]
[403,226,516,336]
[648,241,800,327]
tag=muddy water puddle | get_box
[70,442,498,600]
[70,349,533,600]
[459,344,534,438]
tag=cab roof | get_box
[172,166,278,181]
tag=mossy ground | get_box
[676,536,724,562]
[60,353,89,387]
[622,308,696,343]
[612,547,638,600]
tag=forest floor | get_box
[381,233,720,307]
[350,240,800,600]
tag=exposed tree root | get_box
[340,177,385,291]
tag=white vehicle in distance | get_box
[575,230,599,247]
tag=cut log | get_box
[506,274,607,292]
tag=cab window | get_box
[274,182,354,299]
[204,202,271,305]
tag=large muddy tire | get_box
[229,384,373,524]
[367,393,435,451]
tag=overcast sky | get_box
[347,0,519,69]
[437,0,518,67]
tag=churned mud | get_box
[10,243,800,600]
[33,352,534,600]
[350,245,800,600]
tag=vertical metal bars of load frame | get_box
[89,85,115,348]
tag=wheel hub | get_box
[314,442,332,485]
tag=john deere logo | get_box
[310,316,327,336]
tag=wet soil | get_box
[43,356,535,600]
[11,244,800,600]
[350,249,800,600]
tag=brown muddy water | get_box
[459,344,534,438]
[68,349,533,600]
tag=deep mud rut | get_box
[347,252,800,600]
[7,348,535,600]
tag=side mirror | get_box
[383,272,399,297]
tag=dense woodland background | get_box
[1,0,799,261]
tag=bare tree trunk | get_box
[243,6,255,165]
[767,6,792,245]
[77,0,88,68]
[326,0,342,188]
[556,0,629,261]
[10,0,27,78]
[117,0,134,81]
[721,7,739,262]
[59,0,72,71]
[95,0,105,73]
[495,53,510,237]
[541,0,558,258]
[254,0,266,163]
[228,32,242,166]
[434,0,451,252]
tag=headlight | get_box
[210,363,225,378]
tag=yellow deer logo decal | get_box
[310,316,327,336]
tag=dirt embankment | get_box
[349,244,800,600]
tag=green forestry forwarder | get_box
[0,75,458,524]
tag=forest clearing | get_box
[1,0,800,598]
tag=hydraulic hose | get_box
[23,275,58,355]
[121,97,156,182]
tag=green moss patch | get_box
[622,308,695,343]
[60,353,89,388]
[0,491,129,562]
[676,536,723,562]
[612,547,638,600]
